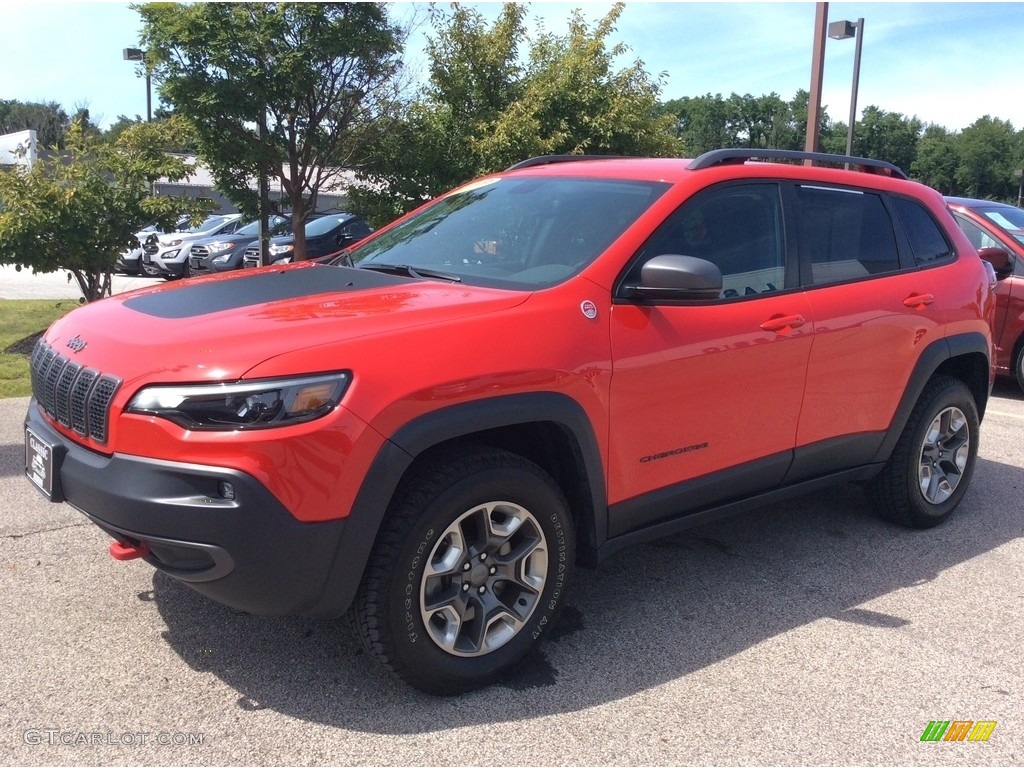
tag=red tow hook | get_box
[109,540,150,561]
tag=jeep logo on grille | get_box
[66,336,87,353]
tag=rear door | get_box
[790,185,954,479]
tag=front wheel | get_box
[139,256,161,277]
[352,448,575,695]
[868,376,979,528]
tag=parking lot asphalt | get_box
[0,265,158,301]
[1,381,1021,766]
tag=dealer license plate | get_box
[25,427,56,499]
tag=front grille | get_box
[30,340,121,444]
[143,241,159,255]
[243,246,259,268]
[191,245,209,258]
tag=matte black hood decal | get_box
[124,266,403,319]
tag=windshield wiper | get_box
[357,263,462,283]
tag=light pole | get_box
[804,3,829,155]
[122,47,152,122]
[1015,170,1023,208]
[828,17,864,157]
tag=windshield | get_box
[306,215,350,237]
[185,215,232,234]
[234,216,290,238]
[980,207,1024,245]
[349,176,668,289]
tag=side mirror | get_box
[627,254,723,301]
[977,247,1014,280]
[335,233,355,245]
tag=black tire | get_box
[139,256,161,277]
[868,376,979,528]
[352,448,575,695]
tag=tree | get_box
[101,113,198,154]
[135,2,406,260]
[955,116,1020,201]
[851,106,922,172]
[0,118,206,301]
[484,5,681,162]
[911,125,959,195]
[660,94,732,155]
[0,99,70,149]
[350,2,682,223]
[660,90,817,156]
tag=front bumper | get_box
[153,250,185,276]
[24,401,359,617]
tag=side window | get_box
[794,185,900,286]
[952,214,1002,251]
[637,183,785,299]
[891,198,954,265]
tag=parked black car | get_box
[187,215,292,276]
[243,213,372,268]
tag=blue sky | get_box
[3,2,1023,135]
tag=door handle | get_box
[760,314,806,333]
[903,293,935,309]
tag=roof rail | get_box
[505,154,626,171]
[688,148,908,180]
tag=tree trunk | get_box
[291,182,307,261]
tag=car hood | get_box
[157,230,220,245]
[43,263,528,390]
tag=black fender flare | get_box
[314,392,607,616]
[871,331,991,464]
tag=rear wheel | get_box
[352,448,575,695]
[868,376,979,528]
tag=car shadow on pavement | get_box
[991,378,1023,400]
[151,456,1024,734]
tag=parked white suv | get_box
[143,214,244,279]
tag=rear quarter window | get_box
[891,197,954,266]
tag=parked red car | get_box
[947,197,1024,391]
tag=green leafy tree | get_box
[954,116,1021,200]
[485,5,681,162]
[0,99,70,149]
[850,106,922,171]
[136,1,405,260]
[660,94,732,155]
[911,124,960,195]
[101,113,198,154]
[660,90,817,156]
[0,118,206,301]
[350,2,682,224]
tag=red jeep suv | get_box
[25,149,995,694]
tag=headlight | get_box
[206,241,234,254]
[127,373,351,430]
[269,244,294,256]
